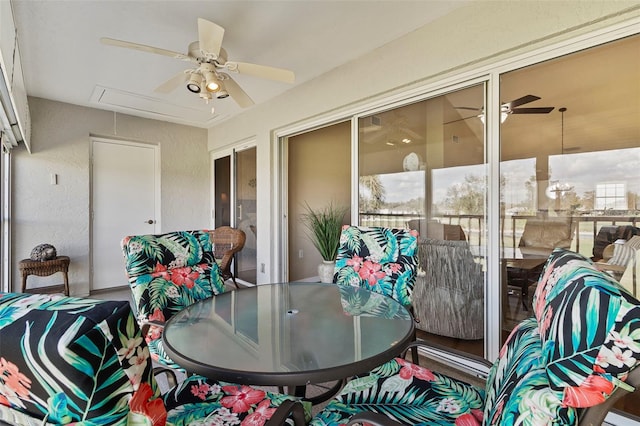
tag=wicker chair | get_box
[210,226,246,288]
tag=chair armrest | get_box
[265,400,307,426]
[594,262,626,273]
[346,412,403,426]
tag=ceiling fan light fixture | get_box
[204,71,220,92]
[186,74,203,93]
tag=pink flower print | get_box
[346,256,363,272]
[241,399,277,426]
[358,260,386,286]
[221,385,266,413]
[170,267,199,289]
[455,412,481,426]
[562,375,614,407]
[387,263,402,274]
[409,229,419,238]
[191,383,211,400]
[396,358,435,381]
[0,358,31,400]
[151,263,169,280]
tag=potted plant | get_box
[301,202,348,283]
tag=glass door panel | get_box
[214,156,231,228]
[358,83,486,357]
[236,147,257,284]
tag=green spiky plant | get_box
[301,202,348,261]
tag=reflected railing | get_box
[360,211,640,259]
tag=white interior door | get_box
[91,138,158,291]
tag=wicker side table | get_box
[18,256,70,296]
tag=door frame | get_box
[89,136,161,291]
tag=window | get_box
[595,182,627,211]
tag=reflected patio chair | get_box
[517,216,574,258]
[596,235,640,284]
[120,229,226,381]
[210,226,246,288]
[333,225,419,361]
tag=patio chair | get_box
[210,226,246,288]
[120,229,226,382]
[333,225,419,361]
[0,292,311,425]
[412,238,483,340]
[309,248,640,426]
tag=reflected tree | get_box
[359,175,385,212]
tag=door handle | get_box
[145,220,154,224]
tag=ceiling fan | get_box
[453,94,554,123]
[101,18,295,109]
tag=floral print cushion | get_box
[310,357,485,426]
[483,317,577,425]
[333,226,419,307]
[539,266,640,406]
[121,230,226,369]
[532,248,596,318]
[531,249,640,407]
[0,293,163,425]
[163,375,311,426]
[122,230,214,278]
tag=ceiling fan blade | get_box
[511,107,555,114]
[505,94,541,109]
[222,74,255,108]
[227,61,295,84]
[198,18,225,57]
[399,127,424,140]
[100,37,192,61]
[154,72,189,94]
[454,106,482,111]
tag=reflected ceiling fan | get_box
[454,94,554,123]
[101,18,295,109]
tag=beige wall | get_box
[288,121,351,280]
[207,1,640,284]
[12,97,209,296]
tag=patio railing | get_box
[360,212,640,259]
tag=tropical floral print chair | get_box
[0,292,310,426]
[333,226,419,363]
[311,248,640,426]
[121,230,226,375]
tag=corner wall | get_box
[12,97,209,296]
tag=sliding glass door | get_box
[213,145,257,285]
[358,84,487,357]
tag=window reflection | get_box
[358,84,487,357]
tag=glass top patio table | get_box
[162,282,414,387]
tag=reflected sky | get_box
[361,147,640,209]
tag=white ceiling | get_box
[11,0,468,129]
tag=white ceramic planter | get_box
[318,260,335,283]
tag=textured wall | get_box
[12,98,209,296]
